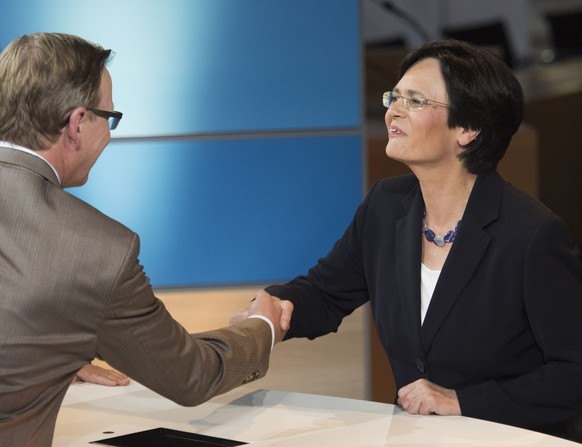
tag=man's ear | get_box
[458,127,480,147]
[62,107,86,150]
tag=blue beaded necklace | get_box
[423,219,461,247]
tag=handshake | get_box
[230,290,294,345]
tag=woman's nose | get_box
[386,98,405,119]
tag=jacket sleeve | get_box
[95,234,272,406]
[457,215,582,430]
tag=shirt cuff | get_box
[248,315,275,350]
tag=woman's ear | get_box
[458,127,480,147]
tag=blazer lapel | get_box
[420,172,502,352]
[395,184,425,352]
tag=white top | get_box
[421,263,441,324]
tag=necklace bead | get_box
[423,220,461,247]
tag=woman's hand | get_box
[230,290,293,344]
[397,378,461,416]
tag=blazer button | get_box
[416,358,426,374]
[242,370,260,384]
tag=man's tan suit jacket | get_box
[0,146,272,446]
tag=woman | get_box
[236,40,582,439]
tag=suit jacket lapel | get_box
[420,171,502,352]
[395,184,425,352]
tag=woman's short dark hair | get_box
[399,39,524,174]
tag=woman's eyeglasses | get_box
[383,91,449,111]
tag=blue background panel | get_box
[1,0,363,287]
[68,136,363,287]
[0,0,361,137]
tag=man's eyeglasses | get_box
[383,91,449,111]
[60,108,123,130]
[89,108,123,130]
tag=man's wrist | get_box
[248,315,275,350]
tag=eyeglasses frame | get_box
[382,91,450,111]
[89,108,123,130]
[60,108,123,130]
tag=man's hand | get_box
[73,364,130,387]
[397,378,461,416]
[230,290,293,345]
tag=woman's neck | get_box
[417,168,477,229]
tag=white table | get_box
[54,382,579,446]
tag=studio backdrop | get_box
[0,0,363,287]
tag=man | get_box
[0,32,292,447]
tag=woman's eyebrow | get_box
[393,87,424,96]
